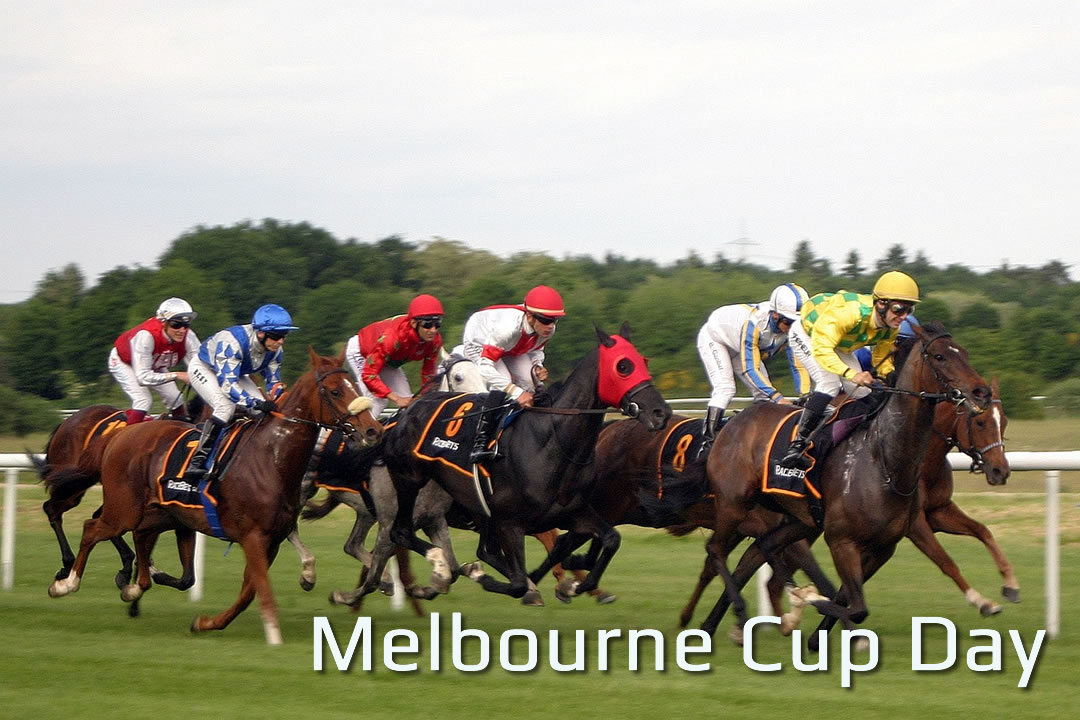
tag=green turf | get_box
[1,480,1076,719]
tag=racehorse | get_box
[46,348,384,644]
[380,324,671,601]
[674,377,1012,632]
[34,402,201,616]
[700,321,993,639]
[297,351,614,608]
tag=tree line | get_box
[1,219,1078,433]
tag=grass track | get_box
[1,481,1077,720]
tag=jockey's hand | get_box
[389,392,413,408]
[851,370,875,387]
[515,391,535,407]
[253,398,276,413]
[777,397,794,405]
[532,365,549,383]
[174,371,189,384]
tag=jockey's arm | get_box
[130,331,181,387]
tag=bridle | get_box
[268,367,373,441]
[934,398,1005,473]
[870,331,985,415]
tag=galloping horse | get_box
[700,322,992,638]
[47,348,383,644]
[381,324,671,601]
[675,377,1012,631]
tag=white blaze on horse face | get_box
[991,405,1003,444]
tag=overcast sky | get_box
[2,1,1077,303]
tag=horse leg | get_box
[923,501,1020,604]
[149,527,197,591]
[122,526,159,604]
[807,545,894,652]
[679,553,718,628]
[108,531,136,590]
[387,476,448,596]
[192,532,281,645]
[287,528,317,592]
[469,523,529,598]
[49,511,124,597]
[42,489,86,580]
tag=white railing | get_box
[3,450,1078,637]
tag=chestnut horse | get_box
[700,322,992,638]
[382,324,671,601]
[46,348,383,644]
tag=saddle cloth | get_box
[413,393,516,478]
[619,417,709,527]
[83,411,128,451]
[154,421,249,508]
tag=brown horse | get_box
[700,322,993,638]
[675,377,1013,633]
[46,348,384,644]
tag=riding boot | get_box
[184,417,227,479]
[469,391,506,464]
[124,409,147,426]
[696,406,725,462]
[778,391,833,470]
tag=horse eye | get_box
[330,388,342,397]
[616,358,634,376]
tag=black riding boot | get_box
[696,406,725,462]
[469,391,506,464]
[184,417,226,479]
[778,392,832,470]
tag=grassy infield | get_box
[1,420,1078,719]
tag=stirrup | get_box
[470,447,500,464]
[778,442,811,471]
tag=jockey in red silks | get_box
[454,285,566,463]
[108,297,200,426]
[344,294,445,418]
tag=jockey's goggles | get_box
[886,301,915,317]
[166,319,191,329]
[531,313,558,326]
[415,316,442,329]
[263,330,289,341]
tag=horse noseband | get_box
[620,381,652,418]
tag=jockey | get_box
[344,293,444,417]
[779,270,920,470]
[108,297,200,426]
[458,284,566,462]
[183,303,299,477]
[696,283,810,458]
[855,315,919,372]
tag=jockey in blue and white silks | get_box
[184,303,299,477]
[695,284,810,455]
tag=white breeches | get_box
[187,357,262,423]
[344,334,412,416]
[107,348,183,412]
[696,326,774,409]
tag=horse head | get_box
[596,322,671,431]
[947,376,1010,486]
[439,353,487,393]
[907,322,992,415]
[281,347,384,448]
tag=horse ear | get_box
[336,345,347,367]
[619,321,632,341]
[595,325,616,348]
[308,345,319,368]
[991,376,999,397]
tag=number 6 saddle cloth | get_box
[413,393,518,478]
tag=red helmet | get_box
[523,285,566,318]
[407,294,444,319]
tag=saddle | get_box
[154,421,249,508]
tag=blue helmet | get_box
[252,304,299,332]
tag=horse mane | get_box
[888,318,948,382]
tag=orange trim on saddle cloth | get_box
[412,393,490,480]
[654,417,697,500]
[760,409,822,499]
[82,412,128,451]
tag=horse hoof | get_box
[378,580,395,596]
[461,562,485,581]
[555,576,579,601]
[1002,586,1021,603]
[190,616,209,634]
[521,590,545,607]
[728,625,744,647]
[47,582,66,598]
[594,591,617,605]
[980,602,1003,617]
[300,578,315,592]
[120,584,143,603]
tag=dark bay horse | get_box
[381,324,671,601]
[675,377,1012,634]
[46,348,384,644]
[701,322,992,638]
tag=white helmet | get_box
[156,297,197,324]
[769,283,809,321]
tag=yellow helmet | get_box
[872,271,920,303]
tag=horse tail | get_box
[665,522,701,538]
[25,447,49,481]
[42,465,101,503]
[300,493,342,521]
